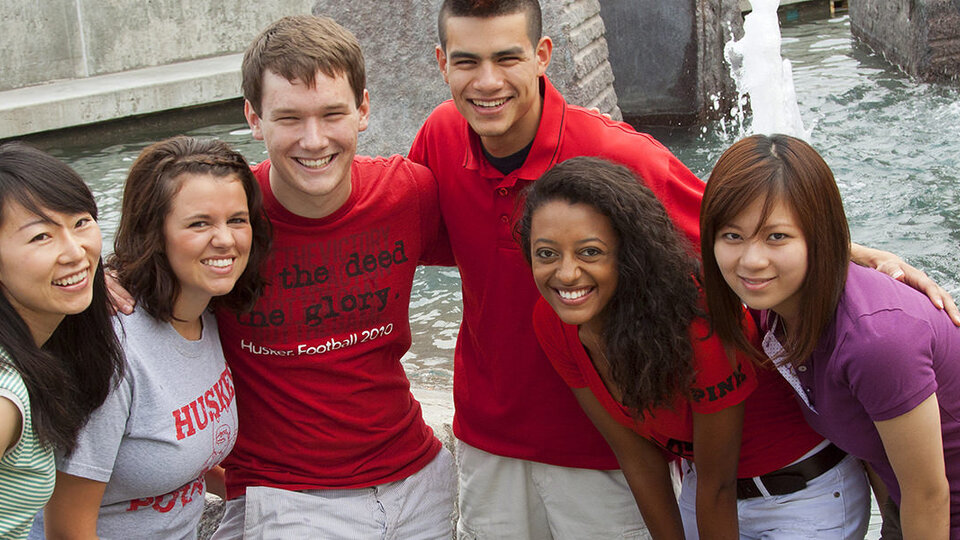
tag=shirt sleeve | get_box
[687,316,758,415]
[57,372,132,482]
[0,388,25,459]
[839,310,938,422]
[406,160,455,267]
[532,298,588,388]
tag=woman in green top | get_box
[0,142,124,539]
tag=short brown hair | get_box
[242,15,366,115]
[700,134,850,367]
[438,0,542,50]
[110,136,272,321]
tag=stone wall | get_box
[0,0,315,92]
[314,0,623,158]
[850,0,960,83]
[600,0,741,125]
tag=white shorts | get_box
[455,440,650,540]
[678,453,870,539]
[210,448,455,540]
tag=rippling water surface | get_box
[50,15,959,398]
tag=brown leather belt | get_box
[736,443,847,499]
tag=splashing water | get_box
[725,0,811,139]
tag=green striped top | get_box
[0,350,55,540]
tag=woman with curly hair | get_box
[518,156,869,538]
[43,136,271,539]
[0,143,124,539]
[702,134,960,538]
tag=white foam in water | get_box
[725,0,811,140]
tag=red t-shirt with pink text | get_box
[533,298,756,461]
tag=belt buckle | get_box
[760,472,807,496]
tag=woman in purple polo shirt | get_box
[700,133,960,539]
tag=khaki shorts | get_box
[455,440,650,540]
[211,448,455,540]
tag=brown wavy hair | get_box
[518,157,701,414]
[700,134,850,367]
[109,136,271,322]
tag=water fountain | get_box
[723,0,810,138]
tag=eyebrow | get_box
[181,210,250,220]
[760,220,800,230]
[533,237,608,245]
[269,104,349,117]
[17,217,57,232]
[448,46,527,61]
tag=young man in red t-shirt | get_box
[210,15,455,539]
[115,15,456,539]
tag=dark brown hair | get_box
[518,157,700,415]
[701,134,850,367]
[110,136,271,321]
[438,0,542,50]
[243,15,365,115]
[0,142,124,455]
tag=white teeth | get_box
[472,98,508,108]
[53,270,87,286]
[297,155,333,168]
[558,288,590,300]
[203,258,234,268]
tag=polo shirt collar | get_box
[462,76,566,186]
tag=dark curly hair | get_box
[518,156,701,415]
[109,136,271,321]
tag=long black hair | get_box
[518,157,701,414]
[0,142,125,455]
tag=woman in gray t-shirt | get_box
[43,136,271,539]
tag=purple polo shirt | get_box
[775,263,960,531]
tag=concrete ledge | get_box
[0,54,242,139]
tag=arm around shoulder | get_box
[850,242,960,326]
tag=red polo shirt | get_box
[409,77,705,468]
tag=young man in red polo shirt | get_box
[409,1,959,538]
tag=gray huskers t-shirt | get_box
[58,310,238,539]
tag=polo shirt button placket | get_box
[497,187,509,197]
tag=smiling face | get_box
[437,12,552,157]
[713,197,808,326]
[163,173,253,319]
[244,69,369,219]
[530,200,619,338]
[0,200,101,344]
